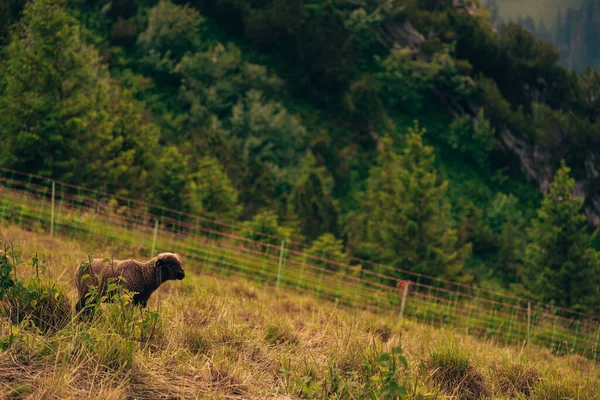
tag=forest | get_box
[1,0,600,314]
[486,0,600,71]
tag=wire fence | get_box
[0,167,599,360]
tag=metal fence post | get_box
[593,324,600,362]
[551,312,559,353]
[399,281,410,319]
[151,220,159,257]
[50,181,55,236]
[527,302,532,349]
[276,240,285,290]
[297,253,306,291]
[572,316,581,354]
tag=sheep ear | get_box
[155,259,162,268]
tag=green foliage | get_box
[476,76,532,136]
[0,0,158,196]
[376,46,438,114]
[240,209,293,243]
[342,4,390,50]
[229,89,306,185]
[0,245,16,301]
[306,234,349,269]
[446,108,495,167]
[290,152,340,241]
[0,0,27,45]
[3,253,71,334]
[363,346,409,400]
[177,43,284,121]
[287,346,411,399]
[149,145,189,211]
[137,0,205,74]
[3,0,600,300]
[0,0,105,181]
[243,0,303,48]
[295,3,360,92]
[522,161,600,312]
[102,85,160,198]
[376,45,473,115]
[353,123,471,280]
[187,156,242,222]
[486,193,527,283]
[343,73,386,135]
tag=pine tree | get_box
[137,0,204,75]
[0,0,158,193]
[290,152,340,241]
[187,156,242,223]
[358,123,471,280]
[0,0,108,182]
[522,161,600,312]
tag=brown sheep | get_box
[74,252,185,313]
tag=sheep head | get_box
[155,252,185,281]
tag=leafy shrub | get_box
[229,89,306,177]
[363,346,410,400]
[240,209,292,244]
[0,245,16,301]
[149,145,189,211]
[446,108,495,167]
[187,156,242,222]
[177,43,284,118]
[305,233,349,270]
[377,45,472,115]
[137,0,205,73]
[290,152,340,241]
[3,254,71,334]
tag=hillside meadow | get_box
[0,224,598,399]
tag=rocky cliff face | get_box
[498,126,600,227]
[377,13,600,228]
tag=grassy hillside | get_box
[1,223,600,399]
[1,169,598,360]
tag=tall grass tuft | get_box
[424,346,490,400]
[493,360,540,397]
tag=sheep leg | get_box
[133,299,148,308]
[75,297,95,319]
[132,294,149,308]
[75,298,86,313]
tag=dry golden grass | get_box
[0,224,599,399]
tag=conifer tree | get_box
[290,152,340,241]
[187,156,242,223]
[0,0,158,194]
[358,123,471,280]
[523,161,600,312]
[0,0,109,182]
